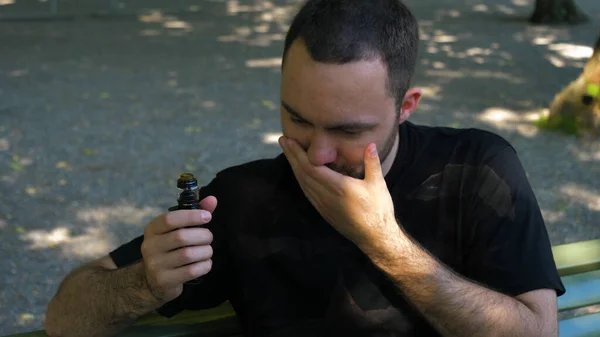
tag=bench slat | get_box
[559,270,600,311]
[559,312,600,337]
[553,239,600,277]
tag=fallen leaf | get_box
[100,92,111,99]
[14,226,25,234]
[184,126,202,134]
[83,149,98,155]
[12,155,19,162]
[56,161,70,169]
[25,187,37,196]
[262,100,275,109]
[246,118,262,129]
[58,179,67,186]
[10,162,24,172]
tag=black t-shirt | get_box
[110,121,566,337]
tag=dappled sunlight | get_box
[0,137,9,151]
[21,226,112,258]
[543,42,593,69]
[10,69,28,77]
[561,184,600,212]
[541,209,566,224]
[420,85,443,102]
[137,11,193,36]
[77,204,161,226]
[419,18,514,68]
[424,68,525,84]
[0,0,14,5]
[16,204,163,258]
[477,107,546,138]
[246,57,281,68]
[569,146,600,162]
[510,0,529,6]
[262,132,282,145]
[548,43,594,60]
[217,0,298,47]
[516,27,590,69]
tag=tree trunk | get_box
[530,0,588,24]
[543,33,600,136]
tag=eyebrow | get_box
[281,101,379,131]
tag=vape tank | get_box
[169,173,200,211]
[169,173,204,284]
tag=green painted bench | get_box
[6,239,600,337]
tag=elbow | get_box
[45,297,65,337]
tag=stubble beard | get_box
[326,125,399,179]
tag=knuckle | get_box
[172,229,188,246]
[163,212,177,229]
[200,229,214,244]
[205,245,214,259]
[204,259,213,272]
[179,247,195,262]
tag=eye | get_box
[341,129,362,136]
[291,116,307,124]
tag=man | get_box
[45,0,565,336]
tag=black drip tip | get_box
[169,173,200,211]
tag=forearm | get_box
[364,229,543,337]
[46,261,159,337]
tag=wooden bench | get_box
[6,239,600,337]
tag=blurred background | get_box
[0,0,599,335]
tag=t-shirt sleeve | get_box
[463,145,566,297]
[108,176,232,318]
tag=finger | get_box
[279,136,300,169]
[162,227,214,252]
[150,210,212,235]
[154,259,213,288]
[199,196,218,213]
[160,245,213,269]
[281,136,320,178]
[364,143,383,184]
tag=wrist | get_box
[131,262,165,311]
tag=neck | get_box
[381,130,400,177]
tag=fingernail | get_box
[369,144,378,157]
[201,211,211,222]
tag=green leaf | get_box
[184,126,202,135]
[83,149,98,155]
[10,162,24,172]
[587,83,600,97]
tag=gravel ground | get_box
[1,0,599,335]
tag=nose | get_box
[306,132,337,166]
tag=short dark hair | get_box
[282,0,420,111]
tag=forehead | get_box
[280,40,395,121]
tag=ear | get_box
[398,88,422,123]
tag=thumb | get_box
[364,143,383,183]
[199,196,218,213]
